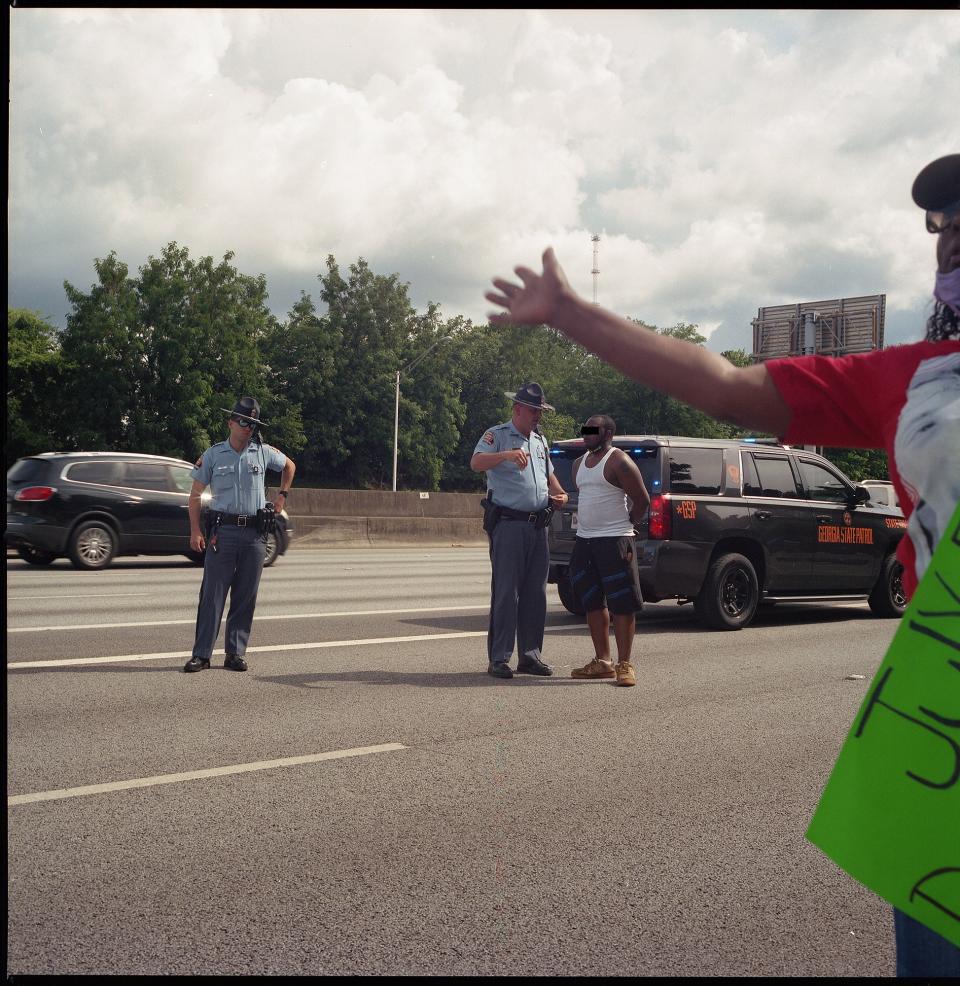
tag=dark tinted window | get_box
[798,459,849,502]
[741,452,762,496]
[752,455,800,498]
[668,448,722,495]
[550,445,660,496]
[7,458,51,483]
[66,460,124,485]
[122,462,172,492]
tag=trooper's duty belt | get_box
[480,497,553,535]
[498,505,550,523]
[212,509,277,536]
[215,512,255,526]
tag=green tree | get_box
[267,256,463,489]
[136,243,302,458]
[565,321,747,441]
[56,243,304,462]
[260,292,336,484]
[822,447,889,483]
[6,308,66,464]
[59,252,144,451]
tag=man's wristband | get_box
[278,490,289,498]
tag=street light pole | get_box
[392,369,401,492]
[392,335,452,493]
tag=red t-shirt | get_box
[766,339,960,598]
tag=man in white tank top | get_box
[568,415,650,686]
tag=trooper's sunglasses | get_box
[232,416,255,429]
[926,198,960,234]
[580,426,601,435]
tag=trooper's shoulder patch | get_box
[194,457,203,468]
[482,431,495,446]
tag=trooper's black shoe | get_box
[487,661,513,679]
[516,655,553,676]
[184,656,210,673]
[224,654,248,672]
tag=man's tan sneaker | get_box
[571,658,615,679]
[615,661,636,687]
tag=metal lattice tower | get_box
[591,234,600,304]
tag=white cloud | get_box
[9,9,960,348]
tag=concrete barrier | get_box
[269,487,487,547]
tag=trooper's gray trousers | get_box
[191,524,266,660]
[487,519,550,665]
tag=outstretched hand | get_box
[486,247,573,327]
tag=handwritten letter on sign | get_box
[807,501,960,947]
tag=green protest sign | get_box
[807,501,960,947]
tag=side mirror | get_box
[850,485,871,505]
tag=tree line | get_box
[6,242,888,489]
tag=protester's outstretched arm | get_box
[486,248,792,435]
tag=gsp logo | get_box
[676,500,697,520]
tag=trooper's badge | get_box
[482,431,495,446]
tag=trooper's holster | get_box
[480,496,502,537]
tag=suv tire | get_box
[263,531,280,568]
[68,521,118,570]
[557,575,586,616]
[17,545,57,566]
[868,553,906,618]
[695,552,760,630]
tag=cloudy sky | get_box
[9,9,960,353]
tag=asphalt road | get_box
[7,547,900,976]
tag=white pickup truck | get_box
[862,480,900,510]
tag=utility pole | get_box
[591,234,600,304]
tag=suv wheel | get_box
[263,531,280,568]
[557,575,585,616]
[695,552,760,630]
[17,545,58,566]
[868,554,906,618]
[68,521,117,570]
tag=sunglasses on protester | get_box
[926,198,960,234]
[580,426,601,435]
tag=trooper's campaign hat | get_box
[220,396,265,426]
[911,153,960,210]
[504,381,555,411]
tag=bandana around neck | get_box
[934,267,960,314]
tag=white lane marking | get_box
[7,603,497,634]
[8,592,153,600]
[6,625,573,669]
[8,743,407,806]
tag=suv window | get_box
[7,459,50,483]
[798,458,849,502]
[66,460,124,485]
[550,445,659,495]
[741,452,762,496]
[122,462,173,492]
[668,448,722,495]
[749,454,800,498]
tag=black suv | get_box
[547,436,906,630]
[6,452,292,570]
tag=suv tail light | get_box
[14,486,57,501]
[647,494,672,539]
